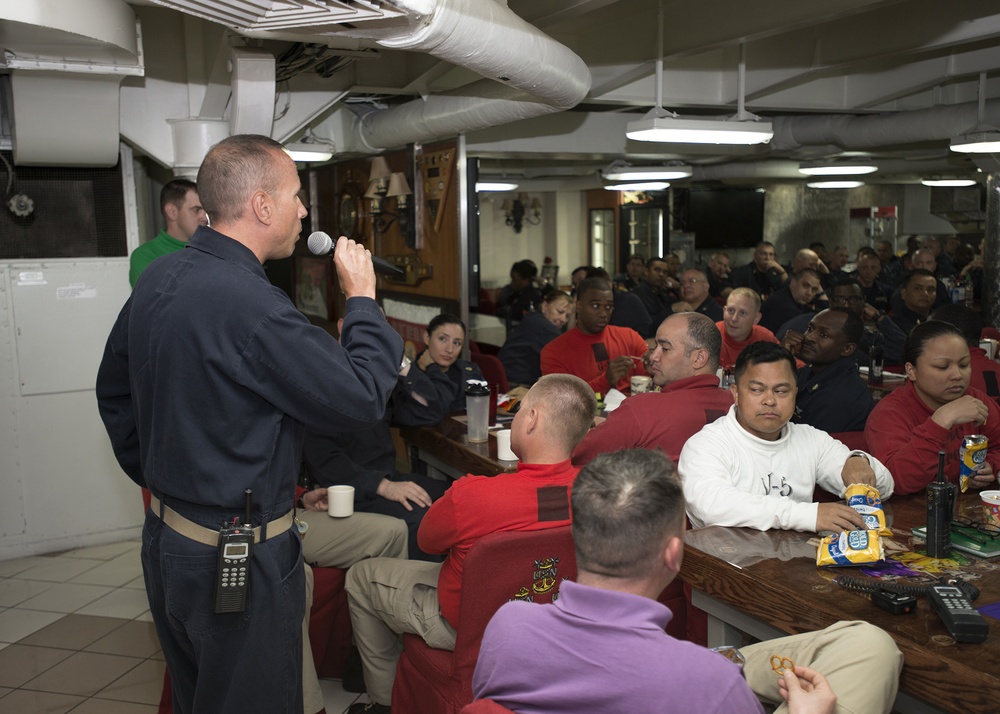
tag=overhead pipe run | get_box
[337,0,592,150]
[771,100,1000,153]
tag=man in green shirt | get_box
[128,178,207,286]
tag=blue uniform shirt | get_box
[97,226,403,525]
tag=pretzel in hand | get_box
[770,655,794,677]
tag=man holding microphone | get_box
[97,134,403,713]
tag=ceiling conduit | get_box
[339,0,592,150]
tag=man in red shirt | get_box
[717,287,779,369]
[343,374,597,713]
[541,277,650,394]
[573,312,733,465]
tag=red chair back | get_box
[392,525,576,714]
[470,352,510,393]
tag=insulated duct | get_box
[771,100,1000,153]
[342,0,592,150]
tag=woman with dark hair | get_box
[394,313,484,425]
[498,290,573,385]
[865,320,1000,494]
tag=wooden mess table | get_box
[399,416,517,480]
[679,490,1000,714]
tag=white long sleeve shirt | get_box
[679,406,894,532]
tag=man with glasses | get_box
[782,308,875,432]
[891,269,938,334]
[672,268,722,320]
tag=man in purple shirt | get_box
[471,449,902,714]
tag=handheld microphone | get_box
[307,231,404,276]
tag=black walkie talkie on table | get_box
[926,450,956,558]
[214,489,253,614]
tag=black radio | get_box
[214,489,253,614]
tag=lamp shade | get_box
[369,156,392,182]
[364,181,383,199]
[386,172,412,197]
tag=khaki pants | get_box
[742,620,903,714]
[344,558,458,706]
[298,511,409,714]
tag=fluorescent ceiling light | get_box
[476,181,519,192]
[921,178,977,187]
[284,141,334,162]
[603,181,671,191]
[806,180,864,189]
[626,116,773,145]
[798,162,877,176]
[950,132,1000,153]
[603,165,692,181]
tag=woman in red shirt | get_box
[866,320,1000,495]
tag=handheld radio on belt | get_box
[214,489,253,614]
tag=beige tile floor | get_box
[0,540,362,713]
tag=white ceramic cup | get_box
[495,429,517,461]
[327,485,355,518]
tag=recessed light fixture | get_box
[476,181,520,192]
[921,178,977,187]
[603,181,671,191]
[798,161,878,176]
[806,180,864,189]
[602,164,692,181]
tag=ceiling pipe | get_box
[771,100,1000,153]
[337,0,592,150]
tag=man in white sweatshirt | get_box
[679,341,894,532]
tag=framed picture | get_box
[294,256,332,320]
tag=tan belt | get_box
[149,495,294,547]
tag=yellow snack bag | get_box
[816,529,884,567]
[844,483,891,536]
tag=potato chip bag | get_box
[844,483,891,536]
[816,529,884,567]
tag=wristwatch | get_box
[847,450,870,465]
[399,355,411,372]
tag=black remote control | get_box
[927,584,988,643]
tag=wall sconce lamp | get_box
[501,193,542,233]
[366,166,412,235]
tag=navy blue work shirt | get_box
[96,226,403,522]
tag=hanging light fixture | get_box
[601,161,692,181]
[626,7,772,146]
[284,130,335,162]
[476,181,520,192]
[921,178,977,187]
[951,73,1000,153]
[604,181,671,191]
[798,160,878,176]
[806,180,865,189]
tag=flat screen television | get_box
[672,187,766,249]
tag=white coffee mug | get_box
[327,485,355,518]
[495,429,517,461]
